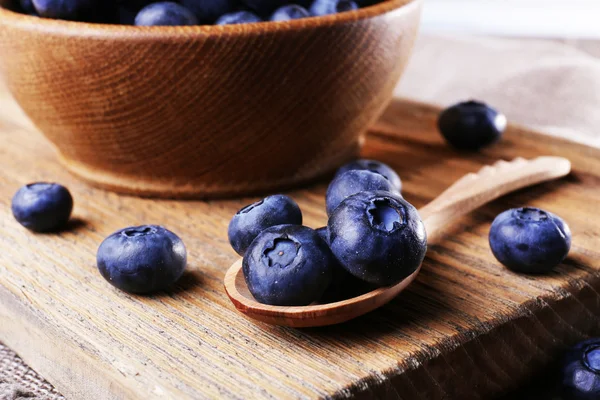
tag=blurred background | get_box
[421,0,599,38]
[394,0,600,148]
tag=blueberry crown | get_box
[366,198,405,233]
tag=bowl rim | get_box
[0,0,420,39]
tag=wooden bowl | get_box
[0,0,421,198]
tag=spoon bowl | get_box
[224,156,572,327]
[225,260,421,327]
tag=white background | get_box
[420,0,600,38]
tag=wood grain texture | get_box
[1,98,600,400]
[0,0,420,198]
[224,156,572,328]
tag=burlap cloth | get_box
[1,34,599,399]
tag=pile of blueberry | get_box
[8,0,375,26]
[228,159,427,306]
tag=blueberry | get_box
[11,183,73,232]
[561,338,600,400]
[438,100,507,151]
[228,194,302,256]
[309,0,358,16]
[335,159,402,192]
[179,0,237,22]
[329,191,427,286]
[313,226,375,302]
[97,225,187,294]
[20,0,37,14]
[489,207,571,274]
[114,0,152,24]
[215,10,261,24]
[326,170,398,216]
[243,225,333,306]
[32,0,110,21]
[270,4,309,21]
[315,226,329,244]
[116,5,137,24]
[320,264,377,303]
[135,2,198,25]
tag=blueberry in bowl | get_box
[242,225,334,306]
[134,2,199,26]
[270,4,310,21]
[334,159,402,192]
[329,190,427,286]
[11,182,73,232]
[438,100,507,151]
[561,338,600,400]
[326,169,399,216]
[228,194,302,256]
[97,225,187,294]
[215,10,261,25]
[180,0,237,23]
[489,207,571,274]
[310,0,358,16]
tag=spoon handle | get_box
[418,156,571,242]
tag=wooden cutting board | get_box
[1,98,600,400]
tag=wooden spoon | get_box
[224,156,571,328]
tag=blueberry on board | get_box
[335,159,402,192]
[326,169,398,216]
[11,183,73,233]
[97,225,187,294]
[270,4,310,21]
[228,194,302,256]
[438,100,507,151]
[215,10,261,24]
[329,191,427,286]
[561,338,600,400]
[309,0,358,16]
[180,0,237,22]
[243,225,334,306]
[32,0,108,21]
[489,207,571,274]
[135,2,198,25]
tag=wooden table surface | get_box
[1,94,600,400]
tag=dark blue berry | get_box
[215,10,261,24]
[20,0,37,14]
[438,100,506,151]
[326,169,398,216]
[335,159,402,192]
[228,194,302,256]
[315,226,329,244]
[11,183,73,233]
[243,225,334,306]
[309,0,357,16]
[329,191,427,286]
[32,0,108,21]
[135,2,198,25]
[97,225,187,294]
[180,0,237,22]
[116,5,137,23]
[489,207,571,274]
[561,338,600,400]
[270,4,309,21]
[313,226,375,303]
